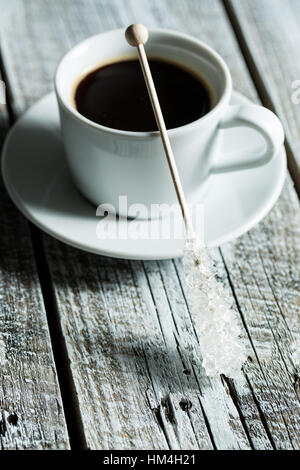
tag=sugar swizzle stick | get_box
[125,24,246,378]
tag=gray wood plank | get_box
[221,181,300,449]
[0,0,299,449]
[0,76,69,449]
[226,0,300,191]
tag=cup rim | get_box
[55,27,232,138]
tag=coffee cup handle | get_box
[211,104,284,173]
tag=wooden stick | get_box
[125,24,194,236]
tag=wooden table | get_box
[0,0,299,450]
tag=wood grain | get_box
[0,74,69,448]
[226,0,300,192]
[0,0,299,449]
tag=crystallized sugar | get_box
[183,235,246,378]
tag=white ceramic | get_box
[55,28,284,217]
[2,91,286,260]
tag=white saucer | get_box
[2,91,286,260]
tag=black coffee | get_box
[74,58,211,132]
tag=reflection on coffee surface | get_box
[74,58,211,132]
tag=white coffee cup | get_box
[55,28,284,218]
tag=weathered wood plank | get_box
[0,0,299,449]
[226,0,300,191]
[220,181,300,449]
[0,75,69,448]
[45,245,215,449]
